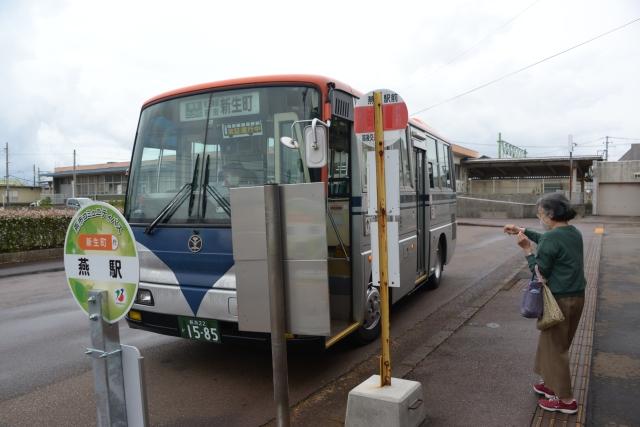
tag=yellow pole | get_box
[374,91,391,387]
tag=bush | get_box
[0,208,74,253]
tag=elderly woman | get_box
[504,193,586,414]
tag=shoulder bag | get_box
[535,265,565,330]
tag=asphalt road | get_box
[0,225,519,427]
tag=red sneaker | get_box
[538,396,578,414]
[532,382,556,398]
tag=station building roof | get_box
[462,155,603,180]
[45,161,129,177]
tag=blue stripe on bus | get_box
[132,226,234,315]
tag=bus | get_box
[124,75,456,347]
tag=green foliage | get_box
[41,197,52,207]
[0,208,74,253]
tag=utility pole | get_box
[497,132,503,158]
[73,149,76,198]
[4,142,8,208]
[568,135,576,202]
[604,136,610,161]
[33,164,36,187]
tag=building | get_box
[0,178,41,206]
[451,144,481,192]
[460,155,602,204]
[592,160,640,216]
[46,161,129,204]
[619,144,640,161]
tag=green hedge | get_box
[0,209,74,253]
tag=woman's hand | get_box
[503,224,523,235]
[517,232,533,254]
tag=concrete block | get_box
[345,375,425,427]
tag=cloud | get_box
[1,0,639,183]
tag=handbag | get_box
[536,266,565,330]
[520,272,543,318]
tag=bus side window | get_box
[437,141,451,189]
[426,137,438,189]
[445,145,453,188]
[399,132,413,189]
[427,161,434,188]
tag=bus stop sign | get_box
[354,89,408,148]
[64,202,139,324]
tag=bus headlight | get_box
[135,289,154,306]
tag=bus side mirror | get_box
[304,121,327,168]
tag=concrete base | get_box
[345,375,425,427]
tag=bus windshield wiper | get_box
[144,154,200,234]
[202,155,231,217]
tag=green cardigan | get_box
[524,225,586,297]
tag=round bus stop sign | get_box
[354,89,409,148]
[64,202,139,324]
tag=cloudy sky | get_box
[2,0,639,184]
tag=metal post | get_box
[374,91,392,387]
[33,164,36,187]
[87,290,128,427]
[604,136,609,161]
[264,184,290,427]
[568,135,573,201]
[497,133,502,159]
[73,149,77,198]
[4,142,9,207]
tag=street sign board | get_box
[64,202,139,324]
[355,89,409,148]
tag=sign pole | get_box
[86,290,128,427]
[264,184,290,427]
[64,201,145,427]
[373,91,392,387]
[347,88,424,427]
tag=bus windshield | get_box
[125,86,321,225]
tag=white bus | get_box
[124,75,456,347]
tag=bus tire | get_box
[352,286,382,345]
[428,239,445,289]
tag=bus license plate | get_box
[178,317,221,343]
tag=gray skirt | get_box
[534,295,585,399]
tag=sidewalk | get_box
[587,220,640,425]
[0,259,64,279]
[405,217,640,426]
[400,225,602,426]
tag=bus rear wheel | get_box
[428,240,444,289]
[353,286,381,345]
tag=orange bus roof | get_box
[143,74,362,107]
[408,117,451,144]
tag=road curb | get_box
[0,266,65,279]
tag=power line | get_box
[574,136,605,145]
[609,136,640,141]
[412,16,640,115]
